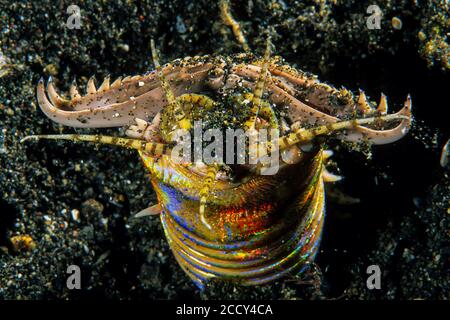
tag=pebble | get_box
[391,17,403,30]
[71,209,80,221]
[118,43,129,52]
[81,199,104,216]
[176,16,187,34]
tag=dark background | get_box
[0,0,448,299]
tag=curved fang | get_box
[47,77,70,107]
[342,95,412,145]
[36,64,213,129]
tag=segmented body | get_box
[25,53,411,289]
[141,148,324,287]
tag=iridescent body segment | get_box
[141,149,324,287]
[24,52,411,288]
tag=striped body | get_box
[140,148,325,288]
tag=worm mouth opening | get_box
[35,56,412,147]
[29,55,413,178]
[225,61,412,145]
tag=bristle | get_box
[150,39,176,105]
[244,34,272,130]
